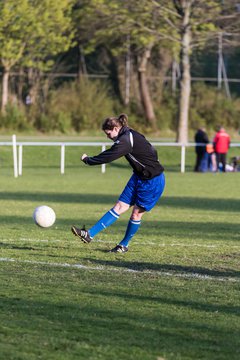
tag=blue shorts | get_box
[119,173,165,211]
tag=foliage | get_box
[23,0,75,72]
[0,0,31,70]
[74,0,162,54]
[0,104,29,130]
[0,81,239,134]
[0,0,74,71]
[0,1,239,133]
[190,83,240,130]
[155,90,178,131]
[0,0,75,114]
[34,79,117,132]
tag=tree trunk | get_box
[138,45,157,130]
[1,68,10,113]
[27,67,40,105]
[78,45,88,81]
[124,35,131,106]
[155,48,172,104]
[176,2,192,144]
[17,67,24,105]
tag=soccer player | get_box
[71,113,165,253]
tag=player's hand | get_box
[81,154,89,164]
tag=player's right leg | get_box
[71,202,129,243]
[71,174,135,244]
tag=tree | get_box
[24,0,75,107]
[157,0,239,142]
[173,0,194,143]
[77,0,240,140]
[0,0,31,112]
[0,0,74,113]
[73,0,174,130]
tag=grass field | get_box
[0,145,240,360]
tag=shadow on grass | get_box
[160,196,240,212]
[0,296,235,360]
[0,192,239,212]
[1,253,240,360]
[79,286,240,317]
[84,258,240,279]
[0,215,239,243]
[0,271,239,359]
[0,242,36,251]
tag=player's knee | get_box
[131,214,142,221]
[113,201,129,215]
[131,208,145,221]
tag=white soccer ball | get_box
[33,205,56,228]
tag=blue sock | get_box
[119,219,141,247]
[88,208,120,238]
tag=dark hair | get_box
[102,113,128,131]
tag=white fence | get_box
[2,135,240,177]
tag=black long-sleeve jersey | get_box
[82,126,164,180]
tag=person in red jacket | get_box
[213,126,231,172]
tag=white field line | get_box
[2,237,240,248]
[0,257,239,283]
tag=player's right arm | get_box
[81,135,132,165]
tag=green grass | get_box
[0,145,240,360]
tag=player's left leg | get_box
[110,205,145,252]
[110,173,165,253]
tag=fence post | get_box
[12,134,18,178]
[18,145,23,176]
[61,144,65,174]
[181,145,186,173]
[101,145,106,173]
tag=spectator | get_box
[25,94,32,106]
[194,127,209,172]
[231,156,240,172]
[206,143,217,172]
[213,126,231,172]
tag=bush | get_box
[35,111,72,133]
[0,81,239,135]
[40,79,117,133]
[190,83,240,130]
[0,104,29,131]
[155,91,178,131]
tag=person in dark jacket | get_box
[194,127,209,172]
[71,113,165,253]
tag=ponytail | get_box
[117,113,128,127]
[102,113,128,131]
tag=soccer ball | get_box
[33,205,56,228]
